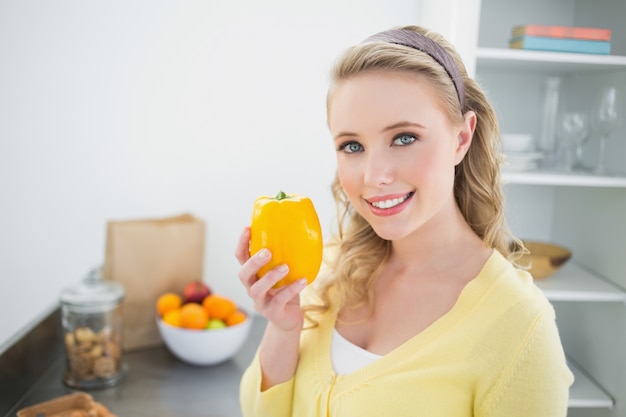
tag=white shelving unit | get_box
[568,360,615,409]
[472,1,626,413]
[502,170,626,187]
[477,47,626,73]
[536,262,626,303]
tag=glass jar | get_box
[61,267,128,389]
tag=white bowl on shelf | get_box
[502,133,534,153]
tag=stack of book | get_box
[509,25,611,55]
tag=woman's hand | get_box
[235,226,308,333]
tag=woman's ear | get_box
[454,111,477,165]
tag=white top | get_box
[331,328,382,375]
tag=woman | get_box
[235,25,573,416]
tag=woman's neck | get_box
[389,202,486,275]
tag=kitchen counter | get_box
[1,308,266,417]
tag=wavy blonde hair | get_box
[304,25,523,322]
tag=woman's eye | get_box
[339,141,363,154]
[392,134,417,146]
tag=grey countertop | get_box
[4,314,266,417]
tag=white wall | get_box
[0,0,422,349]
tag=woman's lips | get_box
[365,192,414,216]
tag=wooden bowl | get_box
[521,241,572,279]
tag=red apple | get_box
[182,280,211,304]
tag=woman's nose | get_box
[363,151,394,186]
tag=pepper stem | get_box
[275,190,289,200]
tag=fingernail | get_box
[278,264,289,273]
[258,248,270,259]
[297,278,308,287]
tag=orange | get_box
[202,295,237,320]
[180,302,209,330]
[225,310,247,326]
[156,292,183,317]
[162,309,182,327]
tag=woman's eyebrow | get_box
[381,121,426,133]
[333,121,426,141]
[333,131,358,141]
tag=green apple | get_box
[206,319,226,330]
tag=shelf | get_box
[476,47,626,73]
[502,170,626,188]
[535,261,626,303]
[568,358,614,409]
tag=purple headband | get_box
[364,29,465,110]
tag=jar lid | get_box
[61,267,125,311]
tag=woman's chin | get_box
[370,224,411,242]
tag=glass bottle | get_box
[538,77,561,169]
[61,267,128,389]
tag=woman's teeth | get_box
[370,194,409,209]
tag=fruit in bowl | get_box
[156,312,252,366]
[182,280,212,304]
[155,290,252,366]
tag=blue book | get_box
[509,35,611,55]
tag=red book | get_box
[512,25,611,41]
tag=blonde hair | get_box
[305,25,523,322]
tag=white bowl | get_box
[502,133,534,153]
[156,310,253,366]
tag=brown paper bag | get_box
[103,213,206,351]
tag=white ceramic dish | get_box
[502,133,534,153]
[156,309,253,366]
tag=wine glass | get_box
[557,112,590,171]
[592,86,624,174]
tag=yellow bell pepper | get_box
[249,190,323,288]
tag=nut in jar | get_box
[61,267,128,388]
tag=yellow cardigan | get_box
[240,250,574,417]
